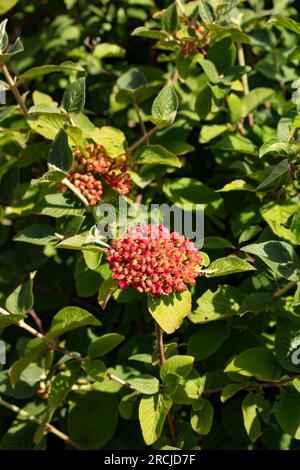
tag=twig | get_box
[0,396,85,450]
[107,372,134,390]
[237,43,254,127]
[202,374,300,396]
[126,126,159,155]
[176,0,190,24]
[155,321,177,446]
[273,281,297,298]
[1,64,28,116]
[62,177,90,208]
[18,319,83,362]
[28,308,45,334]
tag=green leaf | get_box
[199,59,220,84]
[148,291,192,334]
[224,347,282,382]
[198,1,214,23]
[162,373,181,396]
[199,124,228,144]
[93,43,125,59]
[62,78,85,114]
[90,126,127,158]
[191,398,214,435]
[116,68,151,104]
[151,84,178,127]
[217,179,256,192]
[190,285,244,323]
[139,394,172,445]
[242,393,271,442]
[162,3,178,33]
[259,139,297,159]
[241,241,300,282]
[209,134,257,155]
[67,391,118,449]
[207,36,235,71]
[46,306,101,339]
[0,1,20,14]
[268,16,300,35]
[0,36,23,63]
[88,333,125,358]
[83,250,102,270]
[27,113,68,140]
[160,355,194,381]
[48,128,73,173]
[221,383,249,403]
[0,19,8,53]
[131,27,169,40]
[5,277,33,316]
[98,278,118,310]
[195,86,213,120]
[275,316,300,373]
[18,62,84,85]
[132,145,181,168]
[203,236,234,249]
[13,224,58,246]
[48,367,81,409]
[82,359,106,382]
[274,385,300,440]
[187,322,230,360]
[207,255,255,277]
[256,159,289,192]
[128,375,160,395]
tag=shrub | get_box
[0,0,300,451]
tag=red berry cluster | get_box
[108,224,203,297]
[67,144,132,206]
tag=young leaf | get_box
[162,3,178,33]
[151,85,178,127]
[207,255,256,277]
[62,77,86,114]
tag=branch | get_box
[62,177,90,208]
[273,281,297,299]
[0,396,85,450]
[126,125,159,155]
[1,64,28,116]
[237,43,254,127]
[18,319,83,362]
